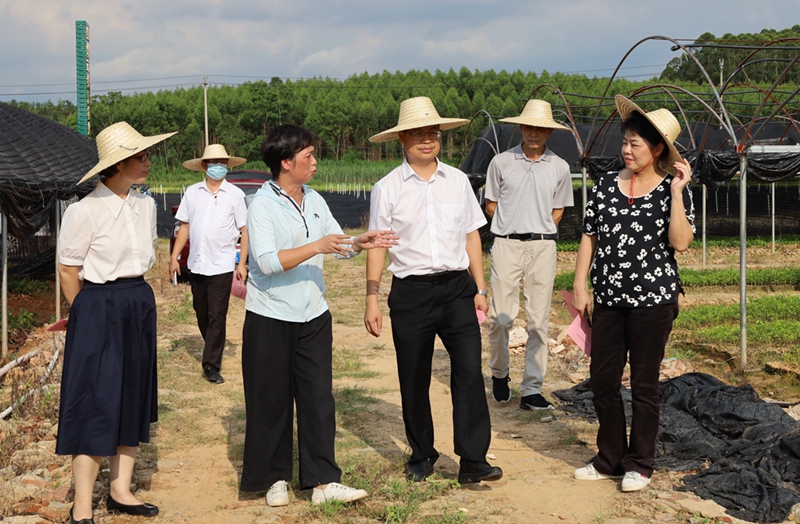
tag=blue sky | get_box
[0,0,796,103]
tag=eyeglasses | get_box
[131,152,150,163]
[408,130,442,141]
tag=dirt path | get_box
[125,242,765,524]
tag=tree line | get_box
[7,26,798,167]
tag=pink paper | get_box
[47,318,68,332]
[561,290,581,319]
[476,309,487,325]
[567,314,592,357]
[231,272,247,300]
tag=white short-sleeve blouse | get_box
[58,181,157,284]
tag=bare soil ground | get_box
[3,240,800,523]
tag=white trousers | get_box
[488,237,557,396]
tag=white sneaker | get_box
[621,471,651,492]
[266,480,290,507]
[311,482,368,505]
[574,462,624,481]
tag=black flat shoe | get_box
[70,508,95,524]
[406,457,436,482]
[107,494,159,517]
[458,460,503,484]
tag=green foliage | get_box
[554,266,800,291]
[7,308,42,335]
[8,277,51,295]
[9,68,672,168]
[661,26,800,86]
[674,295,800,347]
[680,267,800,287]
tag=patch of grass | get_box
[554,267,800,291]
[332,348,379,379]
[8,277,51,295]
[673,294,800,349]
[305,452,460,523]
[168,291,194,324]
[333,386,383,427]
[421,508,468,524]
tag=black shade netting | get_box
[554,372,800,523]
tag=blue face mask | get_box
[206,163,228,180]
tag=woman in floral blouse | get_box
[571,95,695,492]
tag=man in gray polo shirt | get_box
[485,99,574,410]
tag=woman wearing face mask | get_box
[169,144,249,384]
[571,95,695,492]
[57,122,176,523]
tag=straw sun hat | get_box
[369,96,469,143]
[615,94,683,176]
[183,144,247,171]
[79,122,176,185]
[499,99,570,131]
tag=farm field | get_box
[2,238,800,523]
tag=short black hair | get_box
[261,124,315,180]
[620,111,666,159]
[98,163,120,182]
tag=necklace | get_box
[628,156,655,204]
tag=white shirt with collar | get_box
[58,181,157,284]
[175,178,247,276]
[369,158,486,279]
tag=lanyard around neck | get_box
[270,182,309,238]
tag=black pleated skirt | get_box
[56,277,158,456]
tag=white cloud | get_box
[1,0,798,102]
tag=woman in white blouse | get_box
[57,122,175,524]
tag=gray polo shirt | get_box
[485,144,574,236]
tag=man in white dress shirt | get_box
[169,144,249,384]
[364,97,502,485]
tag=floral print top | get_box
[582,172,695,307]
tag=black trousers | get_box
[240,310,341,491]
[388,271,492,464]
[589,302,679,477]
[189,271,233,372]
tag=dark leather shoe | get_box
[107,494,159,517]
[458,460,503,484]
[405,457,436,482]
[70,508,95,524]
[203,367,225,384]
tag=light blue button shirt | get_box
[245,184,345,323]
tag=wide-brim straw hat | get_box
[499,99,570,131]
[369,96,469,143]
[183,143,247,171]
[79,122,176,184]
[615,95,683,176]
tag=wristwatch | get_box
[476,289,488,296]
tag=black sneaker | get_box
[519,393,553,410]
[492,375,511,403]
[203,367,225,384]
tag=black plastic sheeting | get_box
[698,150,800,189]
[460,121,800,192]
[554,373,800,523]
[0,102,97,238]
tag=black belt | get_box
[498,233,557,241]
[401,270,467,283]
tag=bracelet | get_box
[476,289,488,296]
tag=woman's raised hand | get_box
[671,158,692,193]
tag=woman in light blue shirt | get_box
[240,124,396,507]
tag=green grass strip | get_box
[674,295,800,346]
[554,267,800,291]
